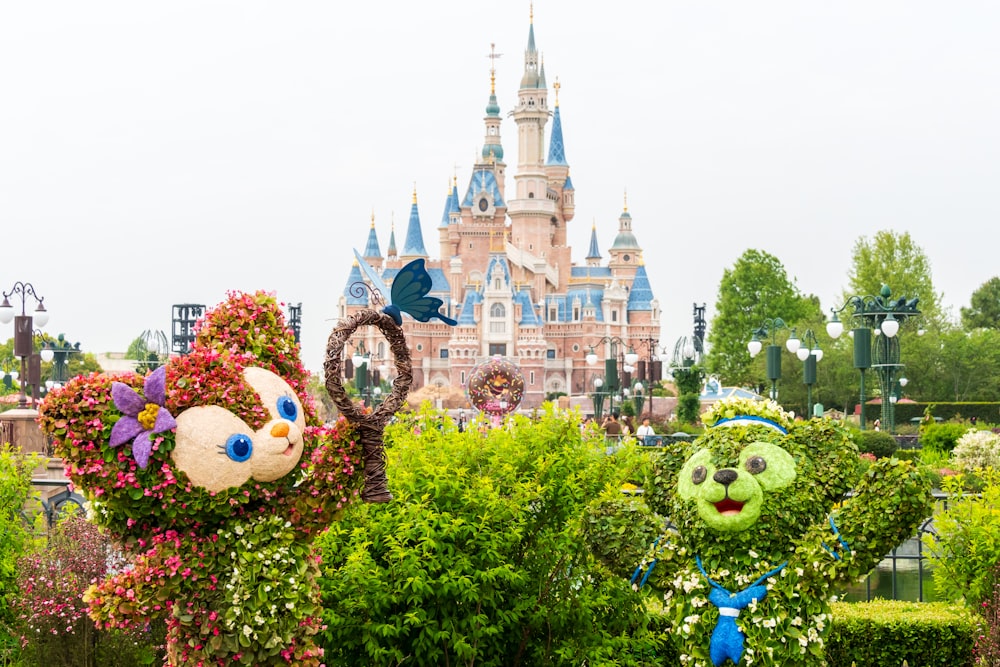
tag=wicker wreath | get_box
[324,309,413,503]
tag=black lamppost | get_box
[747,317,797,402]
[40,334,81,390]
[586,336,637,419]
[0,282,49,409]
[827,285,921,433]
[630,335,660,420]
[287,303,302,344]
[794,329,823,418]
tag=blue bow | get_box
[697,556,786,666]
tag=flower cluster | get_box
[952,428,1000,472]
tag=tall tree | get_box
[706,249,820,388]
[843,230,946,327]
[961,277,1000,330]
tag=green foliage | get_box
[919,421,969,454]
[976,563,1000,667]
[671,366,704,425]
[705,248,821,387]
[961,276,1000,330]
[825,600,976,667]
[316,407,660,666]
[925,471,1000,606]
[853,430,898,458]
[845,230,944,326]
[0,445,43,625]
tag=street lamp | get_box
[747,317,794,401]
[591,376,606,421]
[670,335,703,425]
[629,335,660,420]
[586,336,630,418]
[794,329,823,417]
[40,334,81,389]
[827,285,920,433]
[0,282,49,409]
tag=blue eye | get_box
[225,434,253,462]
[276,395,298,421]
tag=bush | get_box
[978,564,1000,667]
[316,406,660,666]
[0,444,44,626]
[825,600,976,666]
[952,429,1000,472]
[925,471,1000,607]
[854,429,898,458]
[12,515,165,666]
[920,421,969,454]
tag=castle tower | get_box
[608,191,643,280]
[400,186,428,261]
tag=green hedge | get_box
[854,430,899,458]
[825,600,977,667]
[894,402,1000,424]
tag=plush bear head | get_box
[39,291,355,543]
[651,398,861,562]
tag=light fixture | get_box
[899,377,908,387]
[624,349,639,366]
[40,347,54,363]
[881,315,899,338]
[785,332,800,354]
[585,348,598,366]
[34,303,49,327]
[796,346,810,361]
[594,377,603,389]
[747,339,762,357]
[0,298,12,324]
[812,347,824,361]
[826,314,843,339]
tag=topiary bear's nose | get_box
[271,422,290,438]
[713,469,738,485]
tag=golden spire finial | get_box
[530,2,534,24]
[390,211,394,228]
[592,217,596,230]
[370,209,375,228]
[487,42,503,95]
[412,183,418,204]
[352,258,359,267]
[623,188,628,212]
[553,77,560,107]
[453,174,458,187]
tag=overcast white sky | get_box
[2,2,998,374]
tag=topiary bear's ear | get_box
[192,291,318,427]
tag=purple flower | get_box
[109,366,177,468]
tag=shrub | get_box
[978,564,1000,667]
[316,406,660,666]
[12,515,165,666]
[952,429,1000,472]
[825,600,976,667]
[925,471,1000,607]
[0,444,44,626]
[854,429,898,458]
[920,421,969,454]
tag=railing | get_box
[20,478,86,530]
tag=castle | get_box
[339,9,661,409]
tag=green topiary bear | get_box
[590,397,932,666]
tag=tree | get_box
[706,249,821,388]
[843,230,946,326]
[961,277,1000,330]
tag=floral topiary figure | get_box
[590,397,932,666]
[39,291,378,666]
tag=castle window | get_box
[549,308,556,321]
[530,371,535,385]
[440,348,449,359]
[490,303,505,318]
[612,310,618,322]
[489,343,507,356]
[547,349,556,359]
[490,321,505,333]
[529,192,534,198]
[573,307,580,321]
[461,371,466,384]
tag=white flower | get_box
[683,614,700,624]
[234,525,244,536]
[748,549,759,559]
[242,624,253,637]
[791,616,803,626]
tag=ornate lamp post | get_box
[0,282,49,409]
[794,329,824,418]
[40,334,81,390]
[747,317,797,401]
[670,335,703,425]
[586,336,635,418]
[827,285,920,433]
[629,335,660,420]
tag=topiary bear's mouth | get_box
[714,498,745,516]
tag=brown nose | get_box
[270,422,290,438]
[713,469,738,485]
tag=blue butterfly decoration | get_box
[353,249,458,326]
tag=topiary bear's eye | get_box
[224,433,253,462]
[276,395,298,422]
[745,456,767,474]
[691,465,707,485]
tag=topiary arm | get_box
[794,457,933,585]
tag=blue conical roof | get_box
[387,224,397,257]
[546,104,568,166]
[343,262,368,306]
[363,221,381,258]
[402,191,428,257]
[440,187,454,228]
[627,264,654,311]
[586,225,601,260]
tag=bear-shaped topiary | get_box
[589,397,932,666]
[39,291,366,666]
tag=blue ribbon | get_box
[820,514,851,560]
[696,556,787,667]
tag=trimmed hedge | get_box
[854,430,899,458]
[825,600,977,667]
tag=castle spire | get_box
[363,210,382,259]
[546,78,568,166]
[387,215,397,258]
[586,221,601,261]
[401,185,428,258]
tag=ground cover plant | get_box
[316,405,661,666]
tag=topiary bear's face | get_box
[677,440,796,532]
[172,367,306,493]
